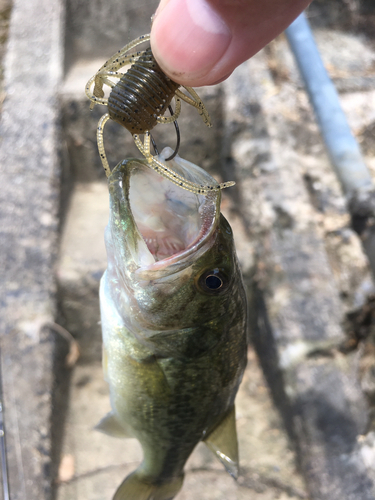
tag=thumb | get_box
[151,0,311,87]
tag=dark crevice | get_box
[0,0,12,113]
[341,296,375,432]
[250,283,297,443]
[49,321,74,500]
[342,295,375,352]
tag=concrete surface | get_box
[220,27,375,499]
[55,352,307,500]
[2,1,375,500]
[55,181,307,500]
[0,0,64,498]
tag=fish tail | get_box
[113,470,184,500]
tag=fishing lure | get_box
[85,34,234,194]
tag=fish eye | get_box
[205,274,223,290]
[197,268,229,295]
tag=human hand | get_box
[151,0,312,87]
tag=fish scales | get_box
[99,150,247,500]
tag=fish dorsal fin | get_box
[203,406,239,479]
[95,411,134,439]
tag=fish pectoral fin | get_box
[113,470,184,500]
[203,406,239,479]
[95,411,134,439]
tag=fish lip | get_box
[108,153,222,279]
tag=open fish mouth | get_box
[109,148,222,275]
[129,166,203,262]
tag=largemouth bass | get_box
[99,149,247,500]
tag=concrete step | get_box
[1,1,375,499]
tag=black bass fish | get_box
[98,149,247,500]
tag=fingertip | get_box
[151,0,232,86]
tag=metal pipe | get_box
[285,13,373,197]
[286,13,375,276]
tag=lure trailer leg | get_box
[86,33,234,194]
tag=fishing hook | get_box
[150,105,180,161]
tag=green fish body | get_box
[99,150,247,500]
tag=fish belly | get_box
[99,270,244,484]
